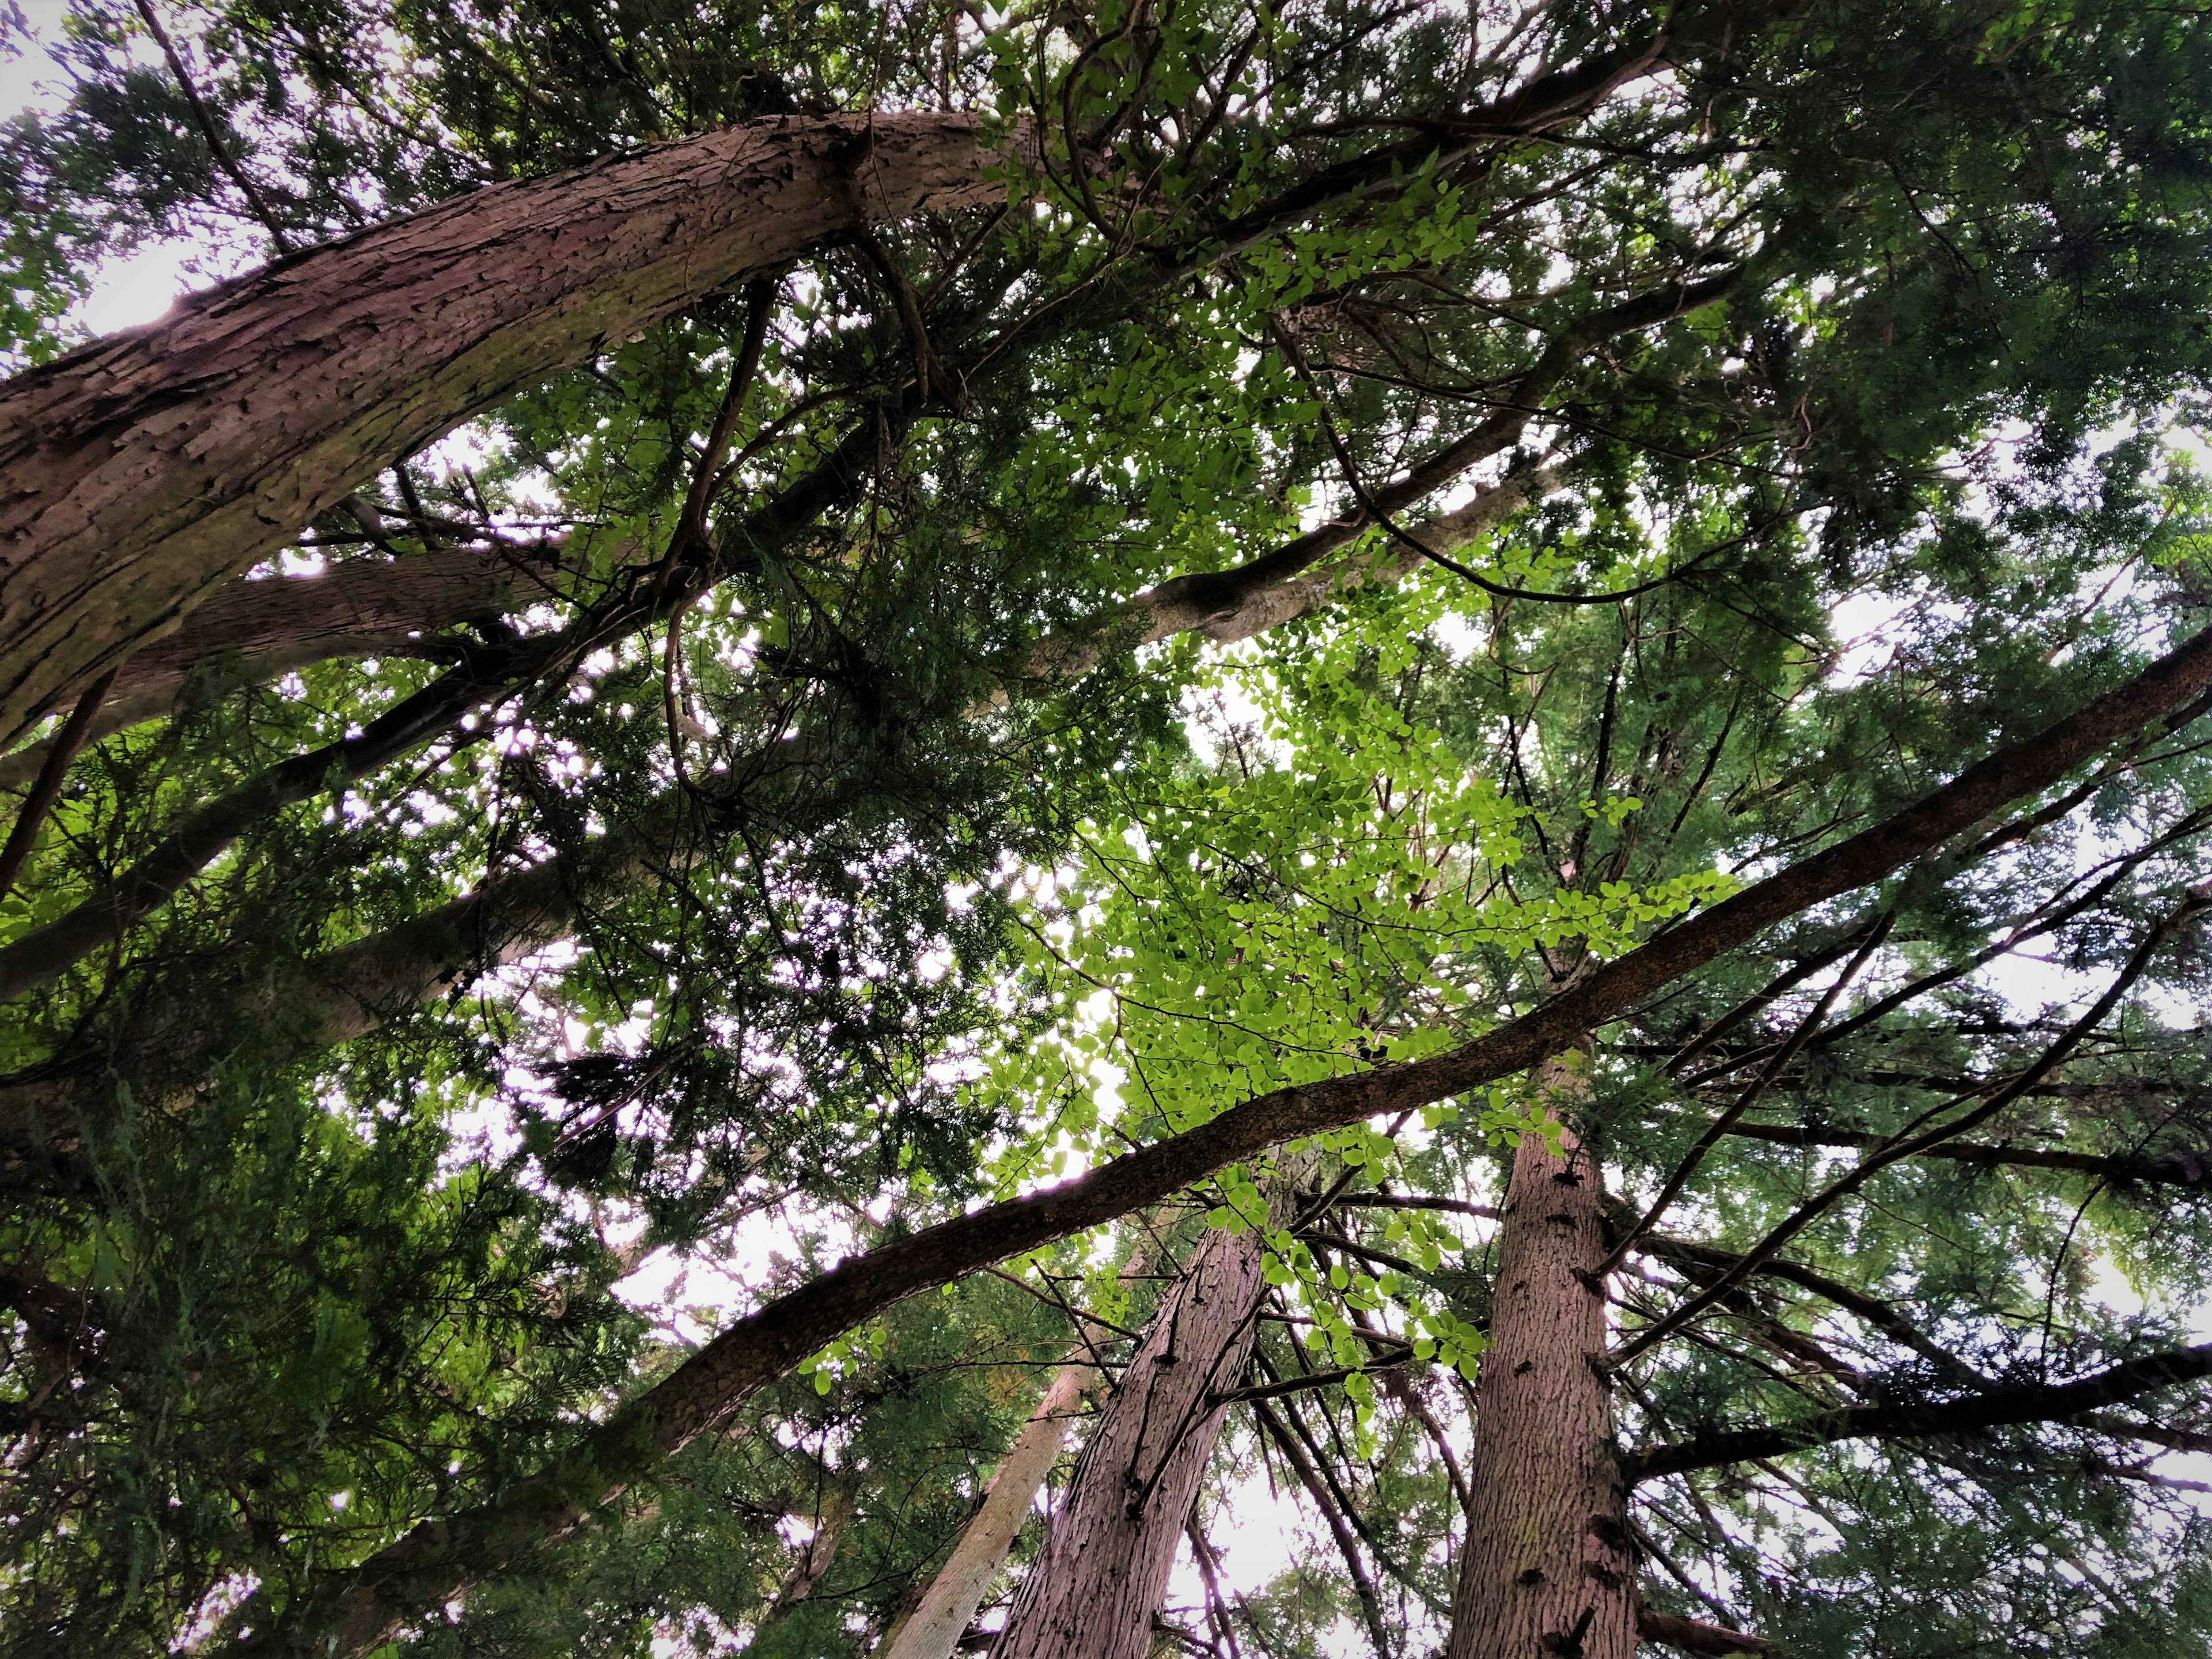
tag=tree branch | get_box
[1625,1341,2212,1483]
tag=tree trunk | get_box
[0,541,572,790]
[1448,1067,1634,1659]
[990,1222,1268,1659]
[878,1362,1094,1659]
[0,111,1013,745]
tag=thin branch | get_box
[1613,888,2212,1367]
[133,0,296,250]
[1248,1395,1393,1658]
[0,669,118,903]
[1600,911,1895,1279]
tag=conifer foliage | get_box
[6,2,2212,1656]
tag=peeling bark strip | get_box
[1449,1081,1634,1659]
[0,111,1016,745]
[992,1225,1268,1659]
[229,623,2212,1658]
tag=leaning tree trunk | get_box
[1448,1060,1635,1659]
[990,1221,1270,1659]
[0,111,1014,745]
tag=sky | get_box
[5,0,232,334]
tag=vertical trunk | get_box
[878,1237,1161,1659]
[0,112,1011,744]
[990,1223,1268,1659]
[1448,1062,1633,1659]
[774,1480,855,1608]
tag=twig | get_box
[133,0,295,250]
[0,670,119,904]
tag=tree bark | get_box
[990,1223,1268,1659]
[0,541,573,790]
[1448,1069,1635,1659]
[0,836,637,1166]
[0,111,1015,745]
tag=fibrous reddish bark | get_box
[0,542,565,791]
[991,1224,1268,1659]
[1448,1089,1634,1659]
[881,1238,1166,1659]
[0,111,1014,744]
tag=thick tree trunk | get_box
[1448,1070,1634,1659]
[0,542,567,790]
[0,111,1012,745]
[990,1222,1268,1659]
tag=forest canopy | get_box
[6,2,2212,1656]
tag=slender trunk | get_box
[990,1223,1269,1659]
[0,111,1013,744]
[774,1480,855,1608]
[878,1363,1094,1659]
[1448,1063,1633,1659]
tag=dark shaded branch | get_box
[1642,1234,1990,1388]
[1707,1119,2212,1192]
[1248,1396,1393,1658]
[1601,913,1893,1278]
[1636,1605,1770,1656]
[1331,1192,1498,1220]
[133,0,296,250]
[0,669,118,902]
[1624,1340,2212,1483]
[1613,888,2212,1366]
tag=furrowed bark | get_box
[0,539,573,794]
[1623,1340,2212,1483]
[991,1223,1271,1659]
[0,111,1018,745]
[0,836,637,1166]
[225,619,2212,1658]
[1635,1605,1770,1655]
[0,21,1694,750]
[0,403,884,1002]
[1447,1074,1634,1659]
[878,1237,1163,1659]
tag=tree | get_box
[6,3,2212,1657]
